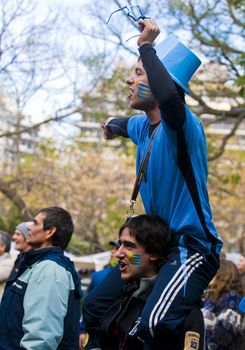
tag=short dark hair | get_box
[119,214,172,268]
[38,207,74,249]
[0,230,11,253]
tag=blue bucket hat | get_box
[155,35,201,94]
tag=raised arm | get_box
[138,19,186,129]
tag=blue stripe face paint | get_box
[127,252,142,265]
[136,81,152,100]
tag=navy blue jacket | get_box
[0,247,82,350]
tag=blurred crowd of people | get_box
[1,217,245,350]
[202,257,245,350]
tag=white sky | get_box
[22,0,93,138]
[23,0,144,139]
[9,0,208,139]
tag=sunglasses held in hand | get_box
[106,5,150,42]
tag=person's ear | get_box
[149,255,159,262]
[46,227,56,240]
[0,244,6,254]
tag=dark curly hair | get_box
[119,214,172,269]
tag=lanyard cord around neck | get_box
[127,124,160,218]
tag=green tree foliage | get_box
[77,0,245,252]
[208,149,245,253]
[82,0,244,156]
[81,65,132,122]
[5,139,135,252]
[0,0,244,253]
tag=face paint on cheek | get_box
[136,82,152,100]
[127,252,142,265]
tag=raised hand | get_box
[137,19,160,47]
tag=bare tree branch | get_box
[208,112,245,161]
[0,106,79,138]
[0,178,32,219]
[226,0,245,29]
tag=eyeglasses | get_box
[106,5,150,42]
[107,5,149,24]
